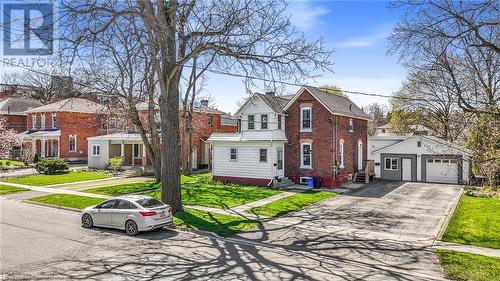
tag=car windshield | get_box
[135,198,164,208]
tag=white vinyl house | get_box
[368,135,472,184]
[208,92,291,186]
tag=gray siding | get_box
[380,153,417,181]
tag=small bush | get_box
[108,157,123,174]
[35,158,69,174]
[5,160,11,166]
[33,154,40,163]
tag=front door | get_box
[357,142,363,170]
[277,148,284,177]
[402,158,412,181]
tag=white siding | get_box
[368,136,471,183]
[87,140,110,168]
[212,141,285,180]
[240,96,284,131]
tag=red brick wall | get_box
[27,112,106,161]
[213,175,271,187]
[284,89,368,187]
[2,114,27,133]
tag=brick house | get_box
[87,100,237,171]
[0,97,42,133]
[21,98,108,162]
[209,86,370,188]
[283,86,370,187]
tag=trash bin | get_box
[306,178,314,187]
[313,176,322,188]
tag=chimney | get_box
[200,99,209,106]
[265,91,275,96]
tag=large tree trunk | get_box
[160,76,182,213]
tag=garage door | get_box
[426,159,458,184]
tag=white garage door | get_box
[426,159,458,184]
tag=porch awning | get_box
[19,129,61,139]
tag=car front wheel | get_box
[82,214,93,228]
[125,220,139,236]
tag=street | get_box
[1,182,461,281]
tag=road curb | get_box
[22,200,82,213]
[435,187,463,243]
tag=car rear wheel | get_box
[82,214,93,228]
[125,220,139,236]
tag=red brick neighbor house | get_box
[283,86,370,187]
[21,98,108,162]
[209,86,370,188]
[0,97,42,133]
[87,100,237,171]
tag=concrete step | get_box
[272,177,294,188]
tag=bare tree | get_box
[366,103,388,136]
[62,0,333,212]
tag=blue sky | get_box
[1,0,407,114]
[205,0,407,113]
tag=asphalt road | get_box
[0,181,460,281]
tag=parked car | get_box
[81,195,173,236]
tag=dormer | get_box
[235,92,290,132]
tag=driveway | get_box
[236,181,463,280]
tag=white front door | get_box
[357,142,363,170]
[277,148,284,177]
[402,158,412,181]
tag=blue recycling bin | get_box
[307,178,314,187]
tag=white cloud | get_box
[288,1,330,31]
[336,28,391,48]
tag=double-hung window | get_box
[92,145,100,156]
[230,148,237,160]
[339,141,344,168]
[208,116,213,127]
[261,114,268,129]
[248,115,255,129]
[384,157,398,170]
[259,149,267,162]
[349,118,354,132]
[52,113,57,128]
[40,114,45,129]
[133,144,144,158]
[32,114,37,129]
[301,143,312,168]
[69,135,77,152]
[277,115,282,129]
[300,107,311,131]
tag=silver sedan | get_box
[81,195,173,236]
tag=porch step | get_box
[355,171,366,183]
[272,177,294,188]
[120,168,143,177]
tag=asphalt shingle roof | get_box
[304,86,370,120]
[255,93,291,114]
[0,97,42,115]
[24,98,106,114]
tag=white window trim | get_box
[69,135,77,152]
[259,148,268,163]
[260,114,268,129]
[91,144,100,156]
[247,115,255,130]
[277,114,282,130]
[300,143,312,169]
[229,148,238,161]
[52,113,57,128]
[133,143,144,158]
[32,114,37,129]
[40,114,46,129]
[339,142,344,168]
[384,157,398,171]
[349,118,354,132]
[300,107,312,132]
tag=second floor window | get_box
[109,118,117,130]
[349,118,354,132]
[69,135,77,152]
[41,114,46,129]
[301,107,311,131]
[339,141,344,168]
[32,114,37,129]
[208,116,213,127]
[52,113,57,128]
[261,114,268,129]
[278,115,282,129]
[248,115,255,130]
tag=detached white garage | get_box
[368,135,472,184]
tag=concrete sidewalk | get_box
[0,181,110,199]
[433,241,500,258]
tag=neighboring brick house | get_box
[21,98,108,162]
[0,97,42,133]
[87,99,237,171]
[283,86,370,187]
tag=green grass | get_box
[437,250,500,281]
[0,159,24,167]
[84,181,160,196]
[28,194,104,210]
[442,195,500,249]
[145,183,282,209]
[6,171,111,186]
[0,184,30,195]
[248,190,336,217]
[174,208,261,236]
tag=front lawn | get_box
[248,190,336,217]
[85,181,160,196]
[0,159,24,167]
[437,250,500,281]
[174,208,261,236]
[28,194,104,210]
[6,171,111,186]
[442,195,500,249]
[145,182,282,209]
[0,184,30,195]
